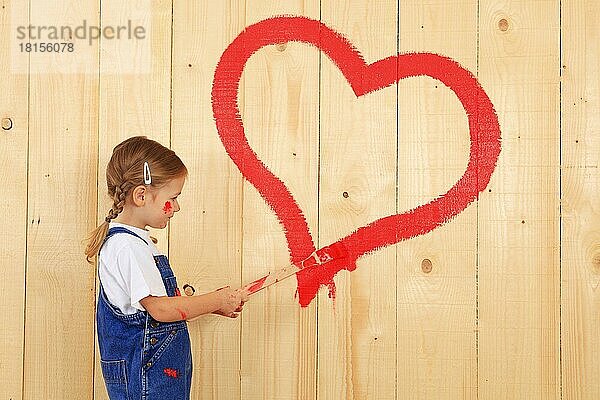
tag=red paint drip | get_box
[163,201,172,214]
[163,368,179,379]
[175,287,181,297]
[211,17,501,307]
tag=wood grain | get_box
[240,2,320,399]
[318,2,397,399]
[478,0,561,398]
[0,1,28,398]
[24,0,99,398]
[396,0,478,398]
[561,0,600,398]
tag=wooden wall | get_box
[1,0,598,399]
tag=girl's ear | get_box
[131,185,147,206]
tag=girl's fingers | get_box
[240,289,250,302]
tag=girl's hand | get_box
[214,287,249,318]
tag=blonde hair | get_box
[84,136,188,264]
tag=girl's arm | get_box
[139,287,247,322]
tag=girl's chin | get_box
[148,220,169,229]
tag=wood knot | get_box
[421,259,433,274]
[275,42,287,52]
[498,18,509,32]
[2,117,13,130]
[183,284,195,296]
[592,253,600,274]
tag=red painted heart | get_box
[212,16,501,306]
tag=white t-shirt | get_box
[98,222,167,314]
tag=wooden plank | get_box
[478,0,560,398]
[24,0,99,398]
[93,1,172,398]
[240,2,320,399]
[561,0,600,398]
[170,1,245,399]
[396,1,478,398]
[318,1,397,398]
[0,1,28,399]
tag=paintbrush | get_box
[241,242,348,295]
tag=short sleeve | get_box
[115,245,167,312]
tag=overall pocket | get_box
[144,328,193,400]
[101,359,129,400]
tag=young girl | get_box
[85,136,248,400]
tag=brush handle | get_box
[241,243,347,295]
[242,263,302,295]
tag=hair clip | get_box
[143,161,152,184]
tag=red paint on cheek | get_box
[163,201,172,214]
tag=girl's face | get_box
[145,175,185,229]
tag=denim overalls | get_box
[96,227,192,400]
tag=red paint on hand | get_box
[212,17,501,307]
[163,201,172,214]
[163,368,179,378]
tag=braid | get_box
[105,181,132,223]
